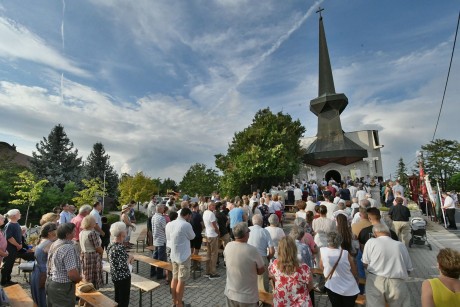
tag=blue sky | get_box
[0,0,459,182]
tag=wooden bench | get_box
[136,228,148,252]
[103,263,160,307]
[3,284,34,307]
[132,254,173,274]
[190,254,209,279]
[75,282,118,307]
[258,290,273,306]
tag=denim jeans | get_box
[151,244,166,278]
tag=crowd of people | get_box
[0,178,459,307]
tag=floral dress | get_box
[268,260,313,307]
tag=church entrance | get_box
[325,170,341,183]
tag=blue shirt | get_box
[229,207,244,228]
[4,222,21,245]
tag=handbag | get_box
[314,248,344,293]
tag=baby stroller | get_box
[409,217,432,250]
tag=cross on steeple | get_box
[316,7,324,18]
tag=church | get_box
[296,12,383,184]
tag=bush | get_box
[105,213,120,225]
[134,211,148,223]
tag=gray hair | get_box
[156,204,165,213]
[307,196,313,201]
[359,199,371,208]
[79,204,92,214]
[110,221,127,237]
[372,223,390,235]
[327,231,343,248]
[56,223,75,239]
[6,209,20,219]
[337,202,346,210]
[233,222,249,239]
[252,214,263,226]
[289,225,305,241]
[268,214,279,227]
[293,217,307,229]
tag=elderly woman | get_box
[320,232,359,307]
[107,221,134,307]
[121,204,135,247]
[31,222,58,307]
[79,215,103,289]
[0,209,22,286]
[46,223,81,307]
[0,214,9,269]
[268,236,313,306]
[266,214,285,258]
[40,213,60,225]
[421,248,460,306]
[312,205,336,248]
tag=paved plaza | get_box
[12,208,460,306]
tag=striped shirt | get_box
[152,213,166,246]
[47,240,81,283]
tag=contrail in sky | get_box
[60,0,65,104]
[209,0,324,114]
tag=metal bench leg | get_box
[139,288,142,307]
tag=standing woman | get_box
[0,209,22,286]
[320,232,359,307]
[120,205,135,247]
[335,214,356,256]
[79,216,103,289]
[272,195,283,228]
[107,222,134,307]
[269,236,313,306]
[0,214,9,279]
[31,222,58,307]
[385,182,394,208]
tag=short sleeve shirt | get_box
[107,242,131,282]
[203,210,218,238]
[229,208,244,228]
[4,222,21,245]
[247,225,274,257]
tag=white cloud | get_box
[0,17,89,77]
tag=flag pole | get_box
[436,181,447,228]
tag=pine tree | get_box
[84,142,119,198]
[396,157,409,196]
[31,124,83,190]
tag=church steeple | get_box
[304,10,368,167]
[318,15,336,96]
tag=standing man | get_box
[389,197,411,246]
[294,184,303,204]
[71,204,92,254]
[89,201,105,237]
[442,191,458,230]
[247,214,274,293]
[165,208,195,307]
[203,202,220,279]
[362,223,413,307]
[146,195,157,246]
[392,180,404,198]
[215,202,230,248]
[58,204,72,225]
[229,200,246,239]
[224,222,265,306]
[190,203,204,271]
[151,204,167,279]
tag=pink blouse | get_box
[0,231,8,264]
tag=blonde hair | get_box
[438,248,460,279]
[277,236,299,275]
[81,215,96,230]
[40,213,59,225]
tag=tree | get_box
[161,178,178,195]
[31,124,83,190]
[395,157,409,196]
[118,172,158,206]
[179,163,220,196]
[10,171,48,226]
[84,142,119,198]
[421,139,460,191]
[447,173,460,191]
[215,108,306,196]
[0,154,27,209]
[73,178,105,208]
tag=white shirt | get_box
[321,247,360,296]
[349,186,358,198]
[443,195,455,209]
[324,202,338,219]
[367,197,378,208]
[59,211,72,225]
[165,216,195,263]
[362,236,413,279]
[147,201,156,218]
[294,188,303,201]
[89,209,102,228]
[266,226,285,258]
[356,190,366,202]
[272,201,282,212]
[306,201,317,213]
[203,210,218,238]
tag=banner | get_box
[307,170,317,181]
[350,169,361,180]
